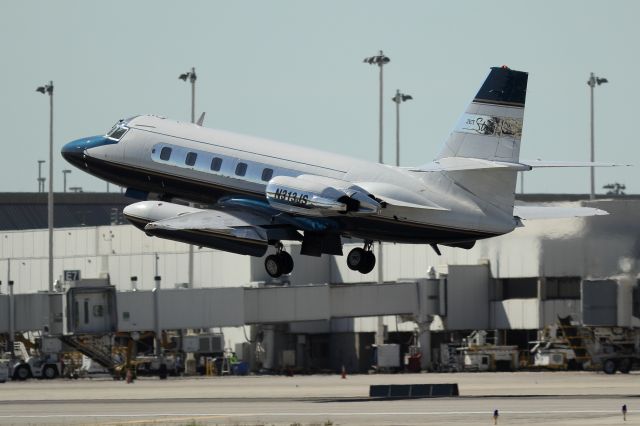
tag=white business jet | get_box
[62,66,616,278]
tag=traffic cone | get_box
[341,365,346,379]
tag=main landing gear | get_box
[265,242,294,278]
[346,241,376,274]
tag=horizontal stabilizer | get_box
[521,160,631,168]
[514,205,608,220]
[412,157,529,172]
[413,157,631,173]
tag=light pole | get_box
[37,160,45,192]
[391,90,413,167]
[363,51,390,165]
[587,72,608,200]
[364,51,390,347]
[62,170,71,193]
[179,67,197,123]
[179,67,197,288]
[36,81,54,292]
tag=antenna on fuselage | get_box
[196,112,206,126]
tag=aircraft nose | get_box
[61,135,108,168]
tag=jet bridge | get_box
[0,278,444,370]
[0,279,442,334]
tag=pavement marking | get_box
[96,415,226,425]
[0,409,627,419]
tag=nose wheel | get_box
[265,242,294,278]
[347,241,376,274]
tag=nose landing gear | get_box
[346,241,376,274]
[264,242,294,278]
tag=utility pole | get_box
[36,81,54,292]
[62,170,71,193]
[179,67,197,288]
[364,51,390,347]
[391,90,413,167]
[587,72,608,200]
[37,160,45,192]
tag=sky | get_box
[0,0,638,194]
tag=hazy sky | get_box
[1,0,638,194]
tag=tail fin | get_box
[436,66,528,162]
[433,66,528,214]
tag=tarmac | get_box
[0,371,638,425]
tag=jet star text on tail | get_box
[62,66,616,278]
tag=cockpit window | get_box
[106,120,129,141]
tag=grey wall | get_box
[445,265,490,330]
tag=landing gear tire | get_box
[358,251,376,274]
[278,252,294,275]
[347,248,366,271]
[265,254,284,278]
[347,247,376,274]
[265,250,294,278]
[603,359,617,375]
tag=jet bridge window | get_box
[185,152,197,166]
[261,168,274,181]
[160,147,172,161]
[545,277,580,299]
[210,157,222,171]
[235,162,247,177]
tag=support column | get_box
[8,280,14,358]
[261,325,275,370]
[418,321,432,370]
[153,276,162,357]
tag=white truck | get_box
[7,337,64,380]
[9,354,63,380]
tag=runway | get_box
[0,372,638,425]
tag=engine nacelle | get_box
[266,175,380,217]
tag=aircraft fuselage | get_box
[62,115,517,245]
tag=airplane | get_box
[62,66,618,278]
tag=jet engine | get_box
[265,175,381,217]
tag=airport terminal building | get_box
[1,192,639,374]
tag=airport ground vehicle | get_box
[531,316,640,374]
[5,338,64,380]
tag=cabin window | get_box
[235,162,247,176]
[261,168,274,181]
[185,152,197,166]
[160,147,172,161]
[210,157,222,171]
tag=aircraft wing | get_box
[144,209,270,242]
[514,205,608,220]
[124,200,307,257]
